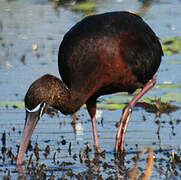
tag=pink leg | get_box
[91,117,100,153]
[119,112,132,151]
[86,98,101,153]
[115,107,132,153]
[115,75,157,153]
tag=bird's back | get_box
[58,11,163,97]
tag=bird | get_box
[16,11,163,165]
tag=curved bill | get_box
[17,110,40,165]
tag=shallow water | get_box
[0,0,181,179]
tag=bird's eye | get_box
[26,104,41,113]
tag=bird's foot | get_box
[114,148,126,160]
[94,145,101,154]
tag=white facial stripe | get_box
[26,103,41,112]
[39,102,46,117]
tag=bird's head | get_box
[17,74,59,165]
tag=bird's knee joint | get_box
[123,127,127,134]
[128,106,132,113]
[125,105,132,114]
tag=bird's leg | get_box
[115,74,157,153]
[91,117,100,153]
[86,98,100,153]
[115,106,132,154]
[119,109,132,151]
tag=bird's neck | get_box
[51,77,86,115]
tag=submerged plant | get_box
[144,98,180,116]
[162,36,181,55]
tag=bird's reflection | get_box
[52,0,97,16]
[138,0,154,16]
[17,165,26,180]
[71,112,85,142]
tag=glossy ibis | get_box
[17,11,163,165]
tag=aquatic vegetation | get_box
[0,89,180,115]
[166,59,181,65]
[143,98,180,116]
[73,1,96,12]
[155,83,181,89]
[2,141,181,179]
[162,36,181,55]
[72,1,97,16]
[0,101,24,109]
[97,95,180,114]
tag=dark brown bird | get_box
[17,11,163,165]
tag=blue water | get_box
[0,0,181,179]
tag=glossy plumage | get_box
[17,11,163,165]
[59,11,162,91]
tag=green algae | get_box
[73,1,96,12]
[0,101,24,108]
[1,89,181,112]
[166,59,181,65]
[155,83,181,89]
[162,36,181,55]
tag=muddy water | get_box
[0,0,181,179]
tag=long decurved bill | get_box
[17,111,39,165]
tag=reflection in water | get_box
[156,118,162,151]
[71,112,84,141]
[17,165,26,180]
[75,122,84,136]
[0,20,3,32]
[53,0,76,11]
[74,121,84,141]
[71,110,103,142]
[52,0,97,16]
[95,109,103,120]
[129,147,154,179]
[114,152,127,179]
[138,0,154,16]
[1,132,6,163]
[52,0,156,18]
